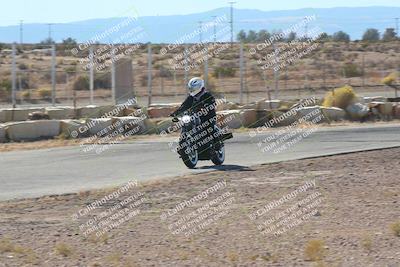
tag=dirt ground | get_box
[0,147,399,267]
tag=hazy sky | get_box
[1,0,400,26]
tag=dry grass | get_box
[55,242,73,257]
[105,252,124,266]
[0,238,38,263]
[382,72,397,86]
[390,221,400,236]
[304,239,325,261]
[226,251,239,262]
[0,138,81,152]
[361,234,373,251]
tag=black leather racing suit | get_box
[171,89,218,147]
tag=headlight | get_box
[182,115,191,124]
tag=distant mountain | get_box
[1,6,399,43]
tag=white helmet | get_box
[187,77,205,96]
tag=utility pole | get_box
[19,20,23,45]
[48,23,53,43]
[198,21,203,43]
[211,16,217,44]
[228,1,236,47]
[304,17,308,39]
[395,18,399,38]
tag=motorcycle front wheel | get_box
[182,148,198,169]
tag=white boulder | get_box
[6,120,61,141]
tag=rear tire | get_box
[211,145,225,165]
[182,148,198,169]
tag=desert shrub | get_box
[202,73,219,96]
[18,63,28,70]
[361,234,372,251]
[140,74,147,87]
[73,75,89,90]
[37,88,52,98]
[21,90,30,98]
[0,79,11,92]
[342,63,361,77]
[94,73,111,89]
[213,66,236,77]
[322,85,356,109]
[158,66,172,78]
[64,66,77,73]
[382,72,397,86]
[304,239,325,261]
[55,243,73,257]
[390,221,400,236]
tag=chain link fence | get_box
[0,40,399,108]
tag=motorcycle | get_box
[172,112,233,168]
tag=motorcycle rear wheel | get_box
[211,145,225,165]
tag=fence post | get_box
[272,42,279,99]
[361,54,365,87]
[11,43,16,108]
[89,46,94,105]
[147,43,152,106]
[111,45,116,104]
[204,46,208,88]
[239,42,244,104]
[184,45,189,87]
[322,58,326,89]
[173,69,177,97]
[51,44,56,106]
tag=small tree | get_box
[40,38,56,44]
[62,37,77,45]
[362,28,380,41]
[286,32,297,42]
[257,30,270,42]
[318,32,330,42]
[382,28,396,41]
[332,31,350,42]
[247,30,258,43]
[342,63,361,78]
[73,75,89,91]
[237,30,247,42]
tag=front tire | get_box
[182,148,198,169]
[211,145,225,165]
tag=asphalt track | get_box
[0,124,399,200]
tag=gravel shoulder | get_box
[0,148,399,266]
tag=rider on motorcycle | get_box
[170,77,218,146]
